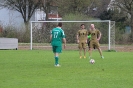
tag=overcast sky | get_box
[0,8,23,27]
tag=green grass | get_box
[0,50,133,88]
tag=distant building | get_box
[107,0,121,13]
[48,13,62,21]
[0,0,62,28]
[35,8,62,21]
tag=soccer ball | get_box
[90,59,95,64]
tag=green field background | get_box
[0,50,133,88]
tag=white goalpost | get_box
[30,20,115,51]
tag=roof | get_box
[48,14,62,20]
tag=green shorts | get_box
[52,46,62,53]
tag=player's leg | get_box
[55,46,62,66]
[54,52,59,66]
[89,41,93,59]
[87,41,90,49]
[53,46,62,66]
[89,48,93,59]
[52,46,58,66]
[87,41,91,56]
[83,48,86,58]
[83,42,87,58]
[95,42,104,59]
[78,42,82,59]
[97,47,104,59]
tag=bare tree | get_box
[42,0,55,21]
[0,0,58,28]
[86,0,110,17]
[113,0,133,41]
[55,0,110,18]
[0,0,46,30]
[55,0,92,16]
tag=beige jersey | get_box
[88,29,100,40]
[77,29,88,42]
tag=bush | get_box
[0,25,30,43]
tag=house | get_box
[35,9,62,21]
[48,14,62,21]
[0,1,62,28]
[107,0,121,13]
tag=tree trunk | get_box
[24,21,29,30]
[23,21,30,42]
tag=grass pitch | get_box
[0,50,133,88]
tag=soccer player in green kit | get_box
[50,23,66,67]
[88,24,104,59]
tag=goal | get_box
[30,20,115,51]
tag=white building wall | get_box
[35,9,46,21]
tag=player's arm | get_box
[49,34,52,43]
[62,38,66,49]
[62,30,66,49]
[85,30,88,43]
[49,30,53,43]
[76,35,79,43]
[97,30,101,41]
[76,31,79,43]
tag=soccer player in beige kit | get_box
[77,24,88,59]
[88,24,104,59]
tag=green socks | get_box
[55,57,59,65]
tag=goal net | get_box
[30,20,115,51]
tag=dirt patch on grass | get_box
[18,44,133,52]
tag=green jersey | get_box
[51,27,65,46]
